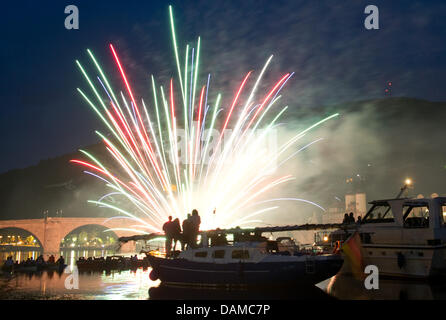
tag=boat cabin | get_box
[326,197,446,246]
[359,197,446,245]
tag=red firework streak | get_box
[110,44,167,189]
[244,73,290,132]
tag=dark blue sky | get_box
[1,0,446,173]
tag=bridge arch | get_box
[60,224,119,250]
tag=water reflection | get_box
[2,250,446,300]
[0,250,42,264]
[61,249,115,269]
[318,274,446,300]
[149,284,333,300]
[1,269,446,300]
[0,268,160,300]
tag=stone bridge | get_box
[0,217,143,257]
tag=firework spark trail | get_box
[208,106,289,209]
[201,56,279,188]
[71,6,339,232]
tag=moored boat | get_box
[76,255,149,271]
[144,227,343,286]
[328,197,446,278]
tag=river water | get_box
[1,250,446,300]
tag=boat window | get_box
[362,204,395,223]
[403,204,429,228]
[266,240,279,252]
[213,250,225,259]
[194,251,207,258]
[232,250,249,259]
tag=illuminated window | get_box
[442,203,446,227]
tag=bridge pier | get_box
[42,218,63,258]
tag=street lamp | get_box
[396,178,413,199]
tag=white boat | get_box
[331,197,446,278]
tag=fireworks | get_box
[71,6,339,233]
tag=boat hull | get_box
[361,244,446,278]
[147,255,343,286]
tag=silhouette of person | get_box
[4,256,13,267]
[190,209,201,248]
[347,212,355,224]
[342,213,349,224]
[162,216,174,256]
[56,255,65,267]
[182,214,192,250]
[56,255,65,273]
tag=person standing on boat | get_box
[162,216,174,256]
[348,212,355,224]
[171,218,182,252]
[182,214,192,250]
[190,209,201,248]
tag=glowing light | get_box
[71,6,339,232]
[405,178,412,186]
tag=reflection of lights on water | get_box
[70,250,76,269]
[148,250,164,258]
[98,268,160,300]
[1,250,157,300]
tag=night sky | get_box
[2,0,446,174]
